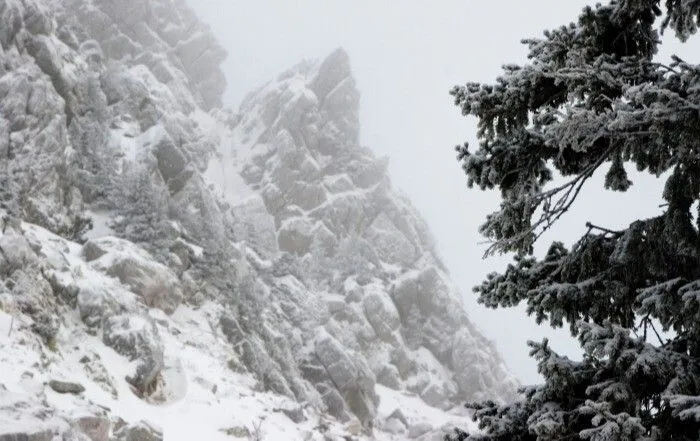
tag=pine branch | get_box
[652,62,680,74]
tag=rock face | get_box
[221,48,518,423]
[0,0,517,437]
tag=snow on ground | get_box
[0,310,12,344]
[376,385,475,435]
[84,210,116,240]
[0,221,475,440]
[195,108,259,211]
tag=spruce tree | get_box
[447,2,700,440]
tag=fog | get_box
[187,1,700,384]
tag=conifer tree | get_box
[447,2,700,440]
[110,167,170,256]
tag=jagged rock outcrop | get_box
[224,48,518,421]
[0,0,517,438]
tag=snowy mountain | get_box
[0,0,517,440]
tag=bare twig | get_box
[249,418,265,441]
[585,222,624,237]
[484,145,613,256]
[640,315,664,346]
[648,319,665,346]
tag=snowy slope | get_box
[0,219,476,440]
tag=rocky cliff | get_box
[0,1,517,440]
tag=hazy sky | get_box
[187,1,700,384]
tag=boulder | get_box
[365,213,418,266]
[390,347,417,379]
[219,427,249,438]
[79,40,104,66]
[385,416,407,435]
[0,430,53,441]
[308,48,360,145]
[323,174,355,194]
[453,369,486,401]
[77,286,122,328]
[309,192,376,236]
[26,78,63,118]
[25,35,62,84]
[0,233,38,275]
[314,333,377,424]
[82,241,108,262]
[113,421,162,441]
[388,408,409,426]
[310,48,352,102]
[240,163,264,185]
[99,65,157,129]
[0,0,22,49]
[285,182,327,211]
[102,314,164,393]
[107,257,181,314]
[48,380,85,394]
[173,32,226,110]
[362,288,400,342]
[73,415,110,441]
[101,34,139,61]
[391,267,446,320]
[317,383,350,422]
[310,223,338,257]
[278,87,318,134]
[11,270,58,342]
[376,365,401,390]
[277,218,314,255]
[154,135,187,182]
[83,237,182,314]
[350,156,389,189]
[420,382,449,408]
[22,1,52,37]
[274,406,306,423]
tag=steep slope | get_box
[0,0,517,439]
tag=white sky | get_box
[187,0,700,384]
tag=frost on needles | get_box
[447,1,700,441]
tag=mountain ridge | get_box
[0,1,517,439]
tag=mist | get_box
[179,1,700,384]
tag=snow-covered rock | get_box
[0,0,517,438]
[314,332,378,425]
[84,237,183,314]
[102,314,164,394]
[113,421,163,441]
